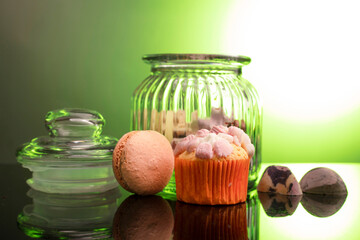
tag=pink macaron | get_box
[112,130,174,195]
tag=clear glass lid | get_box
[16,108,118,167]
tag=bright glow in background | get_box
[0,0,359,163]
[223,0,360,122]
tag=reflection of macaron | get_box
[112,131,174,195]
[113,195,174,240]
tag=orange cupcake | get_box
[174,126,254,205]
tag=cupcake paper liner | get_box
[175,158,250,205]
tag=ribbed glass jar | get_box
[131,54,262,194]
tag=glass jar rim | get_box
[143,54,251,66]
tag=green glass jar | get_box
[131,54,262,194]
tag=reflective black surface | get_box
[1,163,358,239]
[1,164,32,239]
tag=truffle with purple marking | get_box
[300,167,347,195]
[257,165,302,196]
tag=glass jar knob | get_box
[45,108,105,138]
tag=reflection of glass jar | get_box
[17,188,121,239]
[131,54,262,193]
[247,190,260,240]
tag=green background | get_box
[1,0,359,164]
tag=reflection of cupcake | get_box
[175,126,254,205]
[112,195,174,240]
[174,201,248,240]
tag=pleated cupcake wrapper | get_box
[175,158,250,205]
[174,201,248,240]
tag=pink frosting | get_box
[174,134,196,155]
[241,134,251,146]
[183,134,196,141]
[210,125,228,134]
[233,135,240,146]
[195,142,213,159]
[174,125,255,158]
[213,139,233,157]
[244,143,255,158]
[174,140,189,156]
[217,133,233,143]
[196,129,210,137]
[228,126,244,142]
[186,138,200,153]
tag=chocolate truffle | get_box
[112,130,174,195]
[300,167,347,195]
[257,166,302,196]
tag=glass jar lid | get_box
[16,108,118,168]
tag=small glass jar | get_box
[16,108,119,194]
[131,54,262,193]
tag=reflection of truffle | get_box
[301,193,347,217]
[300,167,348,195]
[257,166,302,195]
[258,192,302,217]
[174,201,248,240]
[113,195,174,240]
